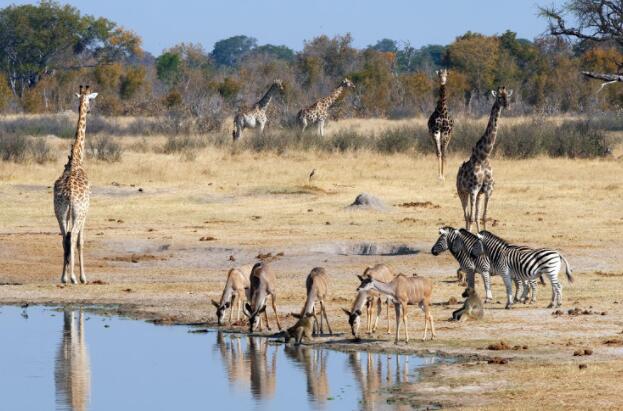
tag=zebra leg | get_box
[513,277,522,303]
[502,271,514,309]
[480,271,493,302]
[520,280,530,303]
[546,274,562,308]
[529,279,538,304]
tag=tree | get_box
[156,52,182,85]
[369,38,398,53]
[447,33,500,93]
[211,35,257,67]
[0,1,142,97]
[251,44,295,61]
[541,0,623,89]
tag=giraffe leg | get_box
[318,119,325,137]
[458,191,470,231]
[259,119,266,135]
[57,205,70,284]
[468,192,477,232]
[475,192,483,233]
[482,191,491,230]
[433,131,443,180]
[77,228,87,284]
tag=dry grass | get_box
[1,116,623,408]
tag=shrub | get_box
[0,134,56,163]
[163,135,207,154]
[376,127,416,154]
[87,135,123,162]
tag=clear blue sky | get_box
[2,0,563,55]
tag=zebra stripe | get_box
[476,230,573,308]
[432,227,538,303]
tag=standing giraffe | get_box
[232,79,284,141]
[427,69,454,180]
[53,85,97,284]
[456,86,512,232]
[297,78,355,136]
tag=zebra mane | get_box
[457,228,480,242]
[480,230,510,245]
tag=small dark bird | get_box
[20,303,29,309]
[308,168,316,183]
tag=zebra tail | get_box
[560,254,574,283]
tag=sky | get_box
[1,0,563,55]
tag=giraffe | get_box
[297,78,355,136]
[427,69,454,180]
[53,85,97,284]
[232,79,284,141]
[456,86,512,232]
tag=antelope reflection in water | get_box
[55,309,91,411]
[284,345,329,405]
[348,352,412,411]
[215,332,276,399]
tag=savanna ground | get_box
[1,116,622,410]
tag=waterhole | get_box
[1,305,439,410]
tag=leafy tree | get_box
[397,44,446,73]
[541,0,623,86]
[252,44,295,61]
[119,66,145,100]
[447,32,500,92]
[0,1,142,97]
[369,38,398,53]
[211,35,257,67]
[156,52,182,85]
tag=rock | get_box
[487,341,512,351]
[346,193,388,211]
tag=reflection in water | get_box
[348,352,414,411]
[55,309,91,411]
[285,345,329,405]
[214,331,434,410]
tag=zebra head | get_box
[432,226,459,256]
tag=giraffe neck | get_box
[70,98,89,167]
[471,99,502,163]
[321,85,346,109]
[256,84,279,111]
[435,83,447,114]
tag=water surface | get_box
[0,305,438,411]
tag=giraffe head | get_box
[436,69,448,85]
[340,78,355,89]
[75,85,98,113]
[491,86,512,109]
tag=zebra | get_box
[431,227,540,304]
[471,230,574,309]
[431,227,494,302]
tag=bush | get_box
[376,127,416,154]
[87,135,123,162]
[163,135,207,155]
[0,134,56,163]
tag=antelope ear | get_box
[341,308,352,316]
[491,90,497,98]
[211,300,220,308]
[357,274,364,282]
[243,303,252,317]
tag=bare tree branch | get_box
[582,70,623,92]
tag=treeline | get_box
[1,1,623,129]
